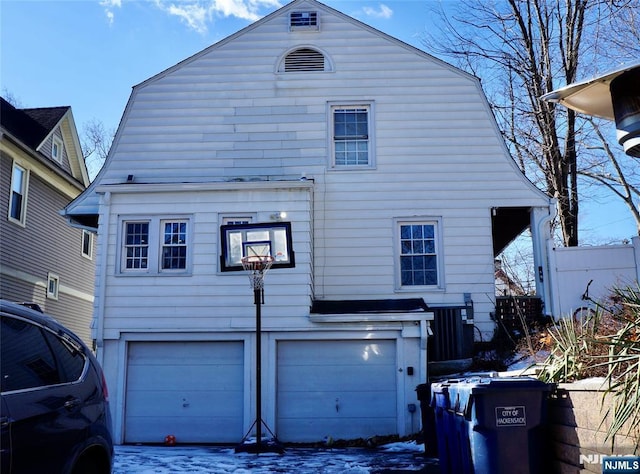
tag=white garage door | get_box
[277,339,397,442]
[125,341,244,443]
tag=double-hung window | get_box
[161,220,187,271]
[120,217,192,275]
[330,103,374,168]
[123,221,149,270]
[9,163,28,224]
[397,219,442,289]
[120,217,191,274]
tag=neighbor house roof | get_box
[1,98,69,150]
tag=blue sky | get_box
[1,0,636,244]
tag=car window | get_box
[1,316,60,392]
[43,331,85,382]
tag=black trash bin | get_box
[431,376,553,474]
[416,383,438,456]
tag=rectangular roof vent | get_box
[290,11,319,31]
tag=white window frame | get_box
[118,216,192,275]
[394,217,444,291]
[9,162,28,225]
[328,102,375,170]
[159,219,189,273]
[221,215,254,226]
[82,230,93,259]
[52,136,64,163]
[47,273,59,300]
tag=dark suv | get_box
[0,300,113,474]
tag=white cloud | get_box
[362,4,393,19]
[100,0,122,25]
[166,3,210,34]
[152,0,282,34]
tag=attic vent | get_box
[284,48,325,72]
[290,11,319,30]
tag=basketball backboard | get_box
[220,222,294,272]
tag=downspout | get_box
[532,201,557,319]
[94,191,111,366]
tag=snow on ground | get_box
[113,442,438,474]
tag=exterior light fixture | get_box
[541,62,640,157]
[270,211,287,221]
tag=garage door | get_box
[277,339,397,442]
[125,341,244,443]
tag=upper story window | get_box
[52,136,64,163]
[290,11,319,31]
[161,220,187,271]
[124,221,149,271]
[330,104,374,168]
[47,273,59,300]
[82,230,93,259]
[396,219,443,289]
[9,163,28,225]
[120,217,192,275]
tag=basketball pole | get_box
[236,256,282,454]
[254,285,263,452]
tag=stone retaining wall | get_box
[548,381,638,474]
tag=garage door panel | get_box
[278,341,394,366]
[277,340,397,442]
[126,390,243,417]
[127,364,242,391]
[279,366,395,391]
[125,341,244,443]
[125,416,241,444]
[278,390,396,417]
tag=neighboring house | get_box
[1,97,95,344]
[63,0,555,444]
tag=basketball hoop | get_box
[241,255,275,290]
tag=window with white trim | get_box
[330,104,373,168]
[52,136,64,163]
[161,220,187,271]
[120,217,192,275]
[82,230,93,259]
[397,220,442,288]
[47,273,59,300]
[123,221,149,271]
[9,163,28,224]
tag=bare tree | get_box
[579,118,640,235]
[425,0,639,246]
[82,119,114,180]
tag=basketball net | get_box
[241,255,275,290]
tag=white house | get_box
[64,0,554,445]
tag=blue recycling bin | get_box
[432,376,553,474]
